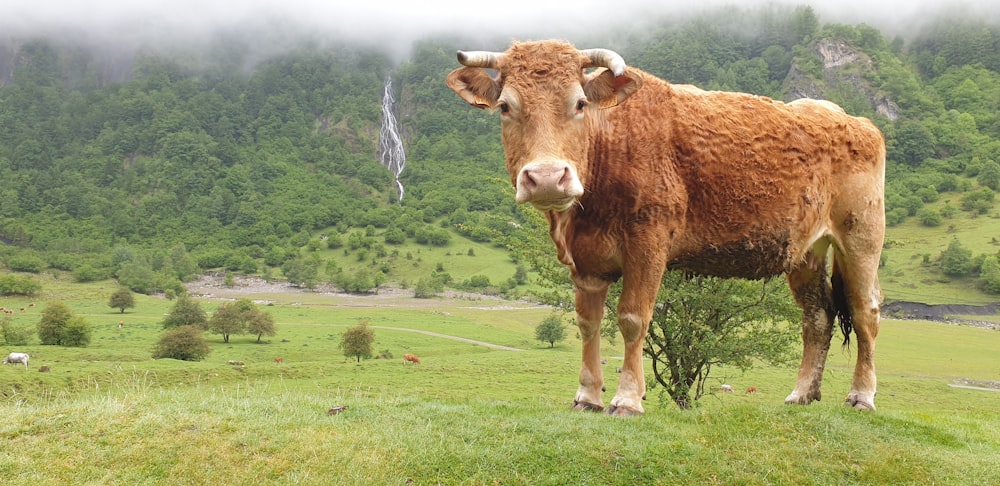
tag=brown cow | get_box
[403,354,421,365]
[448,40,885,415]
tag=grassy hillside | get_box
[1,278,997,484]
[881,181,1000,305]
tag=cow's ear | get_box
[446,67,501,110]
[584,68,643,108]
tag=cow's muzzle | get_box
[515,161,584,211]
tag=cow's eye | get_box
[576,99,588,111]
[499,101,511,114]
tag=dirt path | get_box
[372,326,523,351]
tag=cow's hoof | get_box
[845,394,876,411]
[572,400,604,412]
[605,404,643,417]
[784,389,820,405]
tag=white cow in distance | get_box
[3,352,29,369]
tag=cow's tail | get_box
[831,259,853,347]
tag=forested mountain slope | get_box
[2,5,1000,304]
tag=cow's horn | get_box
[457,50,502,69]
[581,48,627,77]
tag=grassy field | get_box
[1,276,998,484]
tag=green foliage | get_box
[0,273,42,296]
[534,314,567,348]
[161,295,207,329]
[108,287,136,313]
[152,325,211,361]
[940,239,973,277]
[61,316,93,347]
[414,275,445,298]
[339,320,375,363]
[36,301,91,347]
[643,272,801,410]
[5,251,46,273]
[207,298,275,344]
[0,315,32,346]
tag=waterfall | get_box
[378,76,406,202]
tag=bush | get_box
[5,252,46,273]
[0,316,32,346]
[153,325,211,361]
[162,295,208,329]
[918,208,943,227]
[36,301,91,347]
[0,274,41,296]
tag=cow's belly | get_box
[668,229,793,279]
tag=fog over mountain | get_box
[2,0,999,59]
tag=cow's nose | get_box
[515,162,584,208]
[520,165,571,196]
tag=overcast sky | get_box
[2,0,998,55]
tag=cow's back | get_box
[586,72,885,278]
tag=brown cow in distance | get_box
[403,354,421,365]
[447,40,885,415]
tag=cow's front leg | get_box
[572,277,609,412]
[607,264,664,416]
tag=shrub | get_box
[0,274,41,296]
[153,325,211,361]
[918,208,943,227]
[37,302,91,347]
[5,252,46,273]
[162,295,208,329]
[0,316,32,346]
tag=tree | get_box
[340,321,375,363]
[153,325,211,361]
[207,299,248,343]
[246,302,277,343]
[206,298,275,343]
[162,295,208,329]
[108,287,136,313]
[940,239,973,277]
[642,272,801,410]
[535,314,567,348]
[36,301,92,347]
[37,301,73,345]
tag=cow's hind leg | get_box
[571,277,609,412]
[785,248,836,405]
[833,252,883,411]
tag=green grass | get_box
[1,278,999,484]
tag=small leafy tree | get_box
[162,295,207,329]
[207,300,249,343]
[249,310,277,343]
[153,325,211,361]
[535,314,567,348]
[37,301,73,345]
[340,320,375,363]
[108,287,136,313]
[36,301,92,347]
[207,298,276,343]
[643,272,801,410]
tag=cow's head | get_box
[446,40,642,212]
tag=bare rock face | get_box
[784,38,900,121]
